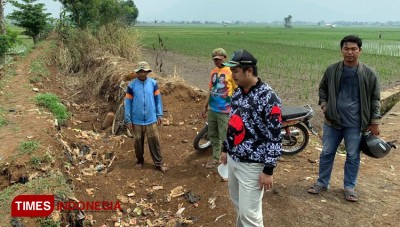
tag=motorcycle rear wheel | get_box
[281,123,309,155]
[112,104,133,138]
[193,126,212,152]
[112,104,124,135]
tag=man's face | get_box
[213,56,225,68]
[137,70,150,81]
[230,66,247,87]
[341,42,362,64]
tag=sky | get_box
[4,0,400,23]
[134,0,399,23]
[5,0,63,18]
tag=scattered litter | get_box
[208,197,216,209]
[152,185,163,190]
[107,155,116,168]
[170,186,185,198]
[127,192,136,197]
[117,195,129,203]
[86,188,95,196]
[32,88,39,92]
[321,199,327,203]
[175,207,185,217]
[307,159,318,163]
[215,213,226,222]
[184,191,201,203]
[133,207,142,216]
[95,164,105,172]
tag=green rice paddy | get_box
[136,25,400,102]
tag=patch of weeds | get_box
[30,156,42,167]
[0,117,6,127]
[35,93,69,125]
[13,126,20,132]
[18,140,40,155]
[0,183,22,211]
[30,75,43,83]
[5,68,17,77]
[30,59,49,77]
[0,173,73,221]
[30,173,73,195]
[0,108,7,127]
[31,153,53,168]
[37,217,60,227]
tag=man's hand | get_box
[157,118,163,126]
[259,173,273,191]
[321,105,327,114]
[200,106,208,119]
[220,152,227,164]
[368,124,380,136]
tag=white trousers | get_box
[228,155,265,227]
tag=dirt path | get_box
[0,41,399,226]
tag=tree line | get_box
[0,0,139,64]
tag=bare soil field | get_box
[0,40,399,226]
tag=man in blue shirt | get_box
[124,61,168,173]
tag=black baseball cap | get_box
[223,49,257,67]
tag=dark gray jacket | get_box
[319,61,381,132]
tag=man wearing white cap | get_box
[124,61,168,173]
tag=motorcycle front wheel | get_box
[281,123,309,155]
[193,126,212,152]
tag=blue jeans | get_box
[316,124,362,190]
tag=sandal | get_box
[308,184,327,194]
[205,160,218,169]
[135,163,143,169]
[344,190,358,202]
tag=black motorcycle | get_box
[193,105,317,155]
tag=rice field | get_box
[135,25,400,103]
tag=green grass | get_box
[18,140,40,154]
[5,24,34,56]
[0,173,73,221]
[34,93,69,124]
[37,217,60,227]
[30,75,43,83]
[0,117,6,127]
[30,153,53,168]
[30,59,50,78]
[0,107,6,127]
[135,25,400,103]
[0,115,6,126]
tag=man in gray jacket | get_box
[308,35,381,202]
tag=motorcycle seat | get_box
[282,106,310,121]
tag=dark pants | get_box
[133,123,163,167]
